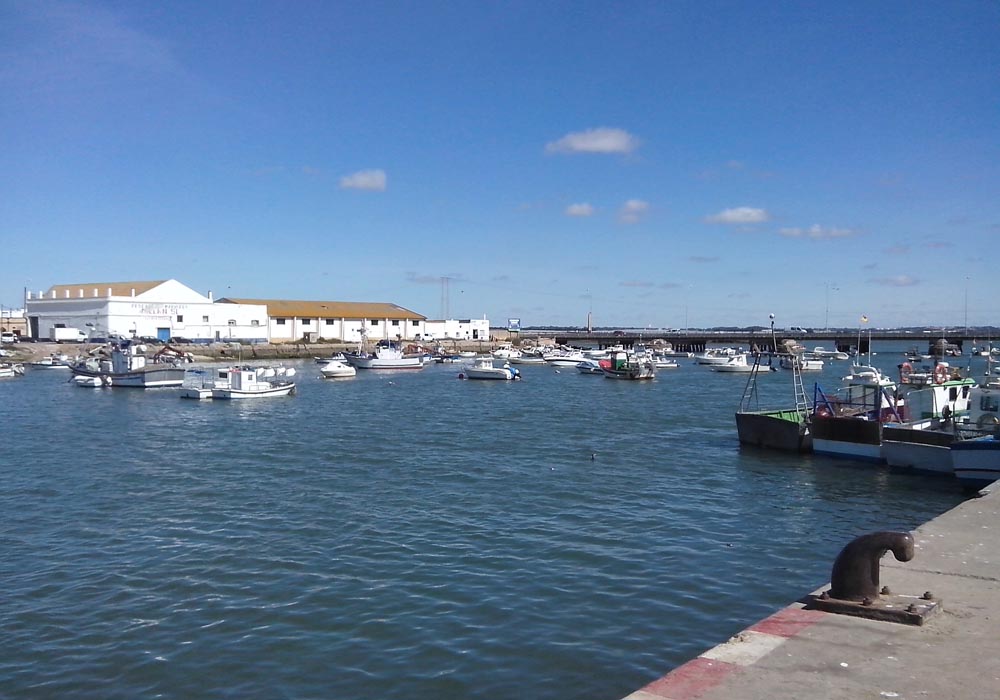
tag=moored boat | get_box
[211,366,295,399]
[736,342,812,452]
[461,357,521,380]
[319,359,357,378]
[345,342,425,370]
[70,340,186,388]
[600,348,656,380]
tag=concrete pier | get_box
[623,483,1000,700]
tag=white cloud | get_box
[565,203,596,217]
[705,207,770,225]
[870,275,919,287]
[545,128,639,155]
[339,169,387,191]
[779,224,855,239]
[618,199,649,224]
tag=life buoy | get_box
[933,364,948,384]
[899,362,913,382]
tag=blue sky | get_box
[2,1,998,329]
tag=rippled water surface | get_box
[0,347,974,698]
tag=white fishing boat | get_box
[319,359,357,378]
[461,357,521,380]
[70,340,186,388]
[180,367,235,399]
[211,366,296,399]
[345,341,425,370]
[601,348,656,380]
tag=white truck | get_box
[49,327,88,343]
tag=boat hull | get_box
[212,384,295,399]
[346,356,424,370]
[881,425,955,474]
[951,436,1000,487]
[735,411,812,452]
[71,365,186,388]
[810,416,884,462]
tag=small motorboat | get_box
[576,358,605,374]
[461,357,521,380]
[319,359,357,379]
[74,375,110,388]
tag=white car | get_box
[0,332,16,344]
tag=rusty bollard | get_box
[828,531,914,602]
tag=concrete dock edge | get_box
[621,482,1000,700]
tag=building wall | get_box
[424,318,490,340]
[268,316,426,343]
[25,281,269,342]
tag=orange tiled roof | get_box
[219,298,426,320]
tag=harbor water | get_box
[0,343,983,699]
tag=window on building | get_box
[302,319,311,326]
[277,319,287,325]
[177,315,184,323]
[370,319,379,326]
[411,320,419,327]
[391,320,400,327]
[202,315,209,323]
[251,320,260,327]
[325,319,335,325]
[227,319,236,326]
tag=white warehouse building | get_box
[217,298,429,343]
[24,279,489,346]
[25,280,269,343]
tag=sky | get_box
[2,1,998,329]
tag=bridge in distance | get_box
[512,328,990,353]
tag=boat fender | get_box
[457,373,465,380]
[933,364,948,384]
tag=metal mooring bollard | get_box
[813,530,940,626]
[829,531,914,601]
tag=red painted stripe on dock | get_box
[747,606,825,638]
[638,656,737,699]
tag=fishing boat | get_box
[461,357,521,380]
[345,341,425,370]
[879,364,978,474]
[810,364,901,462]
[70,340,186,388]
[600,348,656,380]
[211,366,296,399]
[180,367,235,399]
[735,340,812,452]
